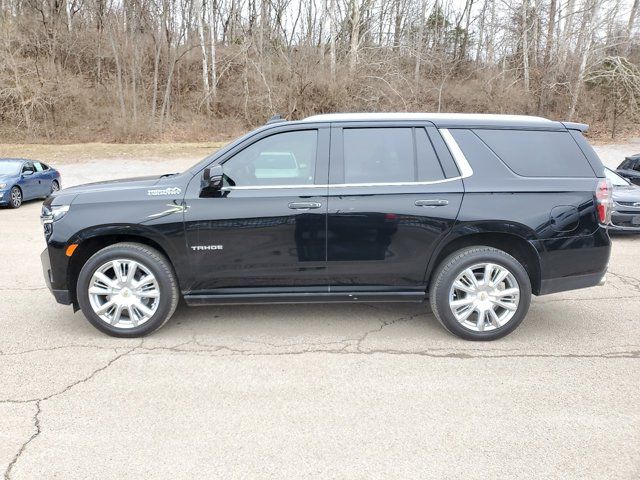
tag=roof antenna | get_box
[266,114,286,124]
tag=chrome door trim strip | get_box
[439,128,473,178]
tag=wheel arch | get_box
[426,230,542,295]
[66,227,181,307]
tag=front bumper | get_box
[41,248,72,305]
[0,190,9,205]
[608,210,640,232]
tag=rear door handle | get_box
[288,201,322,210]
[415,199,449,207]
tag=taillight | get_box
[595,178,612,224]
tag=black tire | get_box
[429,246,532,341]
[76,242,179,338]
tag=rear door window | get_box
[473,129,594,177]
[341,127,445,183]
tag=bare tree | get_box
[195,0,211,110]
[0,0,638,142]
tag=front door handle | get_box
[415,199,449,207]
[288,201,322,210]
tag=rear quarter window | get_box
[473,129,594,178]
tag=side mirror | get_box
[22,170,33,176]
[200,164,224,197]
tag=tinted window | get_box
[35,162,50,171]
[474,129,593,177]
[416,128,445,181]
[223,130,317,186]
[22,162,35,173]
[343,128,443,183]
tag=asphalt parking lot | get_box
[1,146,640,479]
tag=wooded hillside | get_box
[0,0,639,142]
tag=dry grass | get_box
[0,142,228,164]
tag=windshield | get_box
[605,168,630,186]
[0,161,21,175]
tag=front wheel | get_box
[429,246,532,341]
[9,186,22,208]
[76,242,179,337]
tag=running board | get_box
[184,291,426,306]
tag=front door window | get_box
[223,130,318,187]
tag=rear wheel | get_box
[76,242,179,337]
[50,180,60,195]
[9,186,22,209]
[429,246,532,341]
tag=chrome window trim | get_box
[439,128,473,178]
[222,177,463,191]
[221,128,473,191]
[222,184,325,191]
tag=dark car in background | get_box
[0,158,61,209]
[606,167,640,232]
[615,154,640,185]
[40,113,611,341]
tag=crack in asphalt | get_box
[130,344,640,359]
[608,271,640,293]
[0,344,123,357]
[3,403,41,480]
[2,293,639,478]
[2,344,141,480]
[538,294,640,303]
[0,287,48,292]
[128,312,640,359]
[229,311,421,354]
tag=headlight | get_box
[0,183,6,189]
[41,205,70,224]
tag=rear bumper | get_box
[41,248,72,305]
[539,271,606,295]
[535,227,610,296]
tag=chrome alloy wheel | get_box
[88,259,160,329]
[448,262,520,332]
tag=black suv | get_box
[41,113,612,340]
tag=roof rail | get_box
[266,114,286,124]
